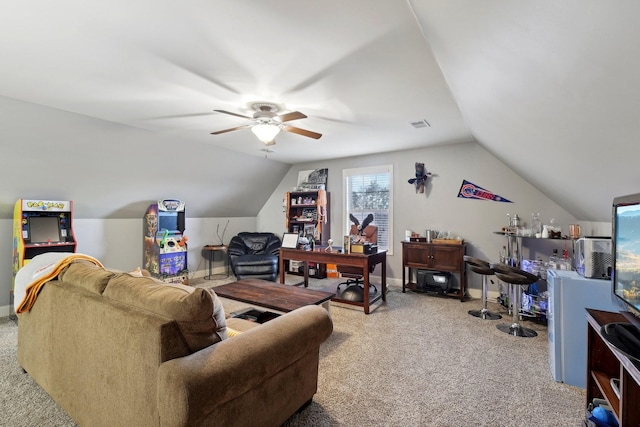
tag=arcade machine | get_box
[12,199,77,314]
[143,199,188,284]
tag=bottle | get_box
[512,214,521,227]
[548,249,559,270]
[531,213,542,237]
[541,225,550,239]
[500,246,507,264]
[549,217,559,238]
[561,246,572,270]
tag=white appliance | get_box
[574,237,612,279]
[547,269,622,388]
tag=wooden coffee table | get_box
[212,278,335,313]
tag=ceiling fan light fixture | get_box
[251,123,281,143]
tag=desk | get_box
[203,245,229,280]
[279,247,387,314]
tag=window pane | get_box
[344,166,393,254]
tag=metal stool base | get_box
[468,309,502,320]
[496,322,538,337]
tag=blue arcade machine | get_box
[143,199,188,283]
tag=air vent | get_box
[410,119,431,128]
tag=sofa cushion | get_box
[57,261,115,295]
[103,274,226,352]
[233,254,278,267]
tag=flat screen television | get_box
[604,192,640,361]
[28,215,61,243]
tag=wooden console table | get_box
[401,241,466,301]
[586,309,640,426]
[279,247,387,314]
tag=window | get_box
[343,165,393,254]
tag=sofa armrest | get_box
[264,234,283,256]
[157,305,332,427]
[227,235,247,258]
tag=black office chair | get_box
[337,224,378,302]
[490,263,539,337]
[464,256,501,320]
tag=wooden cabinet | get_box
[401,241,466,301]
[285,190,330,278]
[586,309,640,426]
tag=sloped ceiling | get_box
[1,1,638,220]
[411,1,640,222]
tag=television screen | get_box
[613,198,640,314]
[29,216,61,243]
[603,193,640,361]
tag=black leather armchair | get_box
[228,232,282,282]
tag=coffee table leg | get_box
[279,256,285,284]
[303,261,309,287]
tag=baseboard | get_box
[381,277,498,301]
[189,269,207,280]
[0,304,11,318]
[339,276,496,301]
[0,274,495,317]
[467,288,500,301]
[189,266,230,281]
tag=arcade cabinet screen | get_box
[29,216,61,243]
[159,213,178,232]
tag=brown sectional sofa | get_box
[17,262,333,427]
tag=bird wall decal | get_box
[408,162,432,193]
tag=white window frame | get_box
[343,164,393,255]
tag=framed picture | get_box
[297,168,328,190]
[282,233,299,248]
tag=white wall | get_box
[3,141,614,315]
[0,216,256,316]
[258,142,612,294]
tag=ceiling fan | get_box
[211,102,322,145]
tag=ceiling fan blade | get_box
[277,111,307,122]
[213,109,253,120]
[210,124,252,135]
[283,125,322,140]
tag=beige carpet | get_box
[0,275,586,426]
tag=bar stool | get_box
[490,263,539,338]
[463,256,501,320]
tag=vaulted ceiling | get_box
[2,1,638,220]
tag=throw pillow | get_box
[206,287,229,341]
